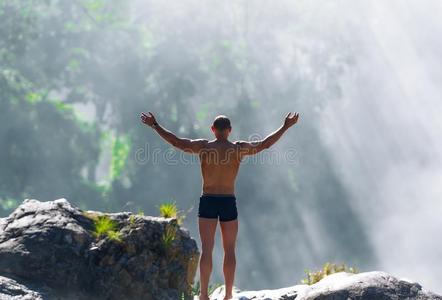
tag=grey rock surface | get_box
[0,198,200,300]
[0,275,45,300]
[209,271,442,300]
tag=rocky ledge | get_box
[1,199,440,300]
[210,271,442,300]
[0,198,199,300]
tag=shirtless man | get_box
[140,112,300,300]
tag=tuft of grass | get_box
[158,201,178,218]
[107,230,123,243]
[158,201,188,225]
[127,209,144,227]
[301,262,358,285]
[94,215,118,236]
[161,223,177,250]
[128,214,136,226]
[92,215,123,243]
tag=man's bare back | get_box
[140,112,299,300]
[199,139,242,195]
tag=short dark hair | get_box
[213,115,231,131]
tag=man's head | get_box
[211,115,231,139]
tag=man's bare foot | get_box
[223,294,233,300]
[199,294,210,300]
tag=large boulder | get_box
[210,271,442,300]
[0,198,200,300]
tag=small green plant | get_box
[128,209,146,227]
[92,215,123,243]
[107,230,123,243]
[158,201,189,225]
[94,215,118,236]
[128,214,136,226]
[158,201,178,218]
[301,262,358,285]
[161,223,177,250]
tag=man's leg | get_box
[198,217,218,300]
[219,219,238,300]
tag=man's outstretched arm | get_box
[140,111,207,153]
[236,112,299,156]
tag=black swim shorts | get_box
[198,194,238,222]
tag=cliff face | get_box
[210,271,442,300]
[0,199,199,300]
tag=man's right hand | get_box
[141,111,157,127]
[283,112,300,128]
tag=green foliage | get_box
[128,214,136,226]
[82,0,127,26]
[158,201,189,225]
[107,229,123,243]
[0,0,135,212]
[0,197,19,214]
[91,214,122,242]
[0,0,240,214]
[25,92,43,104]
[94,215,118,235]
[158,201,178,218]
[161,223,176,250]
[127,211,143,227]
[110,134,131,180]
[301,262,358,285]
[0,76,103,209]
[50,99,74,113]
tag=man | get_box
[140,111,300,300]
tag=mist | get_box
[1,0,441,294]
